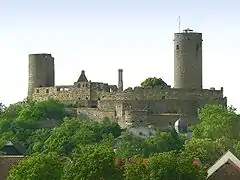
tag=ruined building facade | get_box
[27,29,227,129]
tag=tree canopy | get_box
[8,153,64,180]
[0,99,238,179]
[140,77,171,88]
[192,104,240,140]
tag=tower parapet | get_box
[174,29,203,89]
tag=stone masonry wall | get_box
[148,114,198,129]
[97,100,122,111]
[30,84,226,130]
[98,98,225,116]
[99,87,224,101]
[124,110,148,127]
[31,85,224,103]
[174,32,203,89]
[32,86,90,101]
[76,108,116,122]
[148,114,180,128]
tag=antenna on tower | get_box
[178,16,181,32]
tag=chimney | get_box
[118,69,123,91]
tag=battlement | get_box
[174,32,202,41]
[29,53,52,56]
[31,83,225,105]
[100,87,224,101]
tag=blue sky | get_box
[0,0,240,110]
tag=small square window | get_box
[176,45,179,50]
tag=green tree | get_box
[145,129,186,155]
[43,118,122,156]
[141,77,170,88]
[0,99,69,154]
[0,103,23,121]
[176,138,228,180]
[63,144,118,180]
[27,128,52,154]
[233,141,240,158]
[99,117,122,139]
[193,104,240,140]
[147,151,178,180]
[179,139,225,168]
[115,131,148,158]
[98,133,116,147]
[8,153,64,180]
[0,102,5,113]
[43,118,96,155]
[16,99,68,123]
[124,157,149,180]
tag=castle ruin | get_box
[27,29,227,129]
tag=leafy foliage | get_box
[141,77,170,88]
[62,144,118,180]
[8,153,64,180]
[0,102,5,113]
[147,151,178,180]
[123,158,148,180]
[43,117,122,156]
[145,129,186,154]
[27,128,52,154]
[0,99,239,179]
[0,100,68,151]
[193,104,240,140]
[116,131,148,158]
[116,129,186,158]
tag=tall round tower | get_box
[174,28,203,89]
[28,53,55,97]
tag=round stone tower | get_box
[174,28,203,89]
[28,53,55,96]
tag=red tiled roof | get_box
[0,156,25,180]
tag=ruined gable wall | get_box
[31,86,90,101]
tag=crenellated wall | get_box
[30,83,226,129]
[100,87,224,101]
[31,84,225,103]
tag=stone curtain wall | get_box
[124,110,148,127]
[30,85,226,129]
[100,87,224,101]
[76,108,116,122]
[32,85,224,102]
[32,86,90,101]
